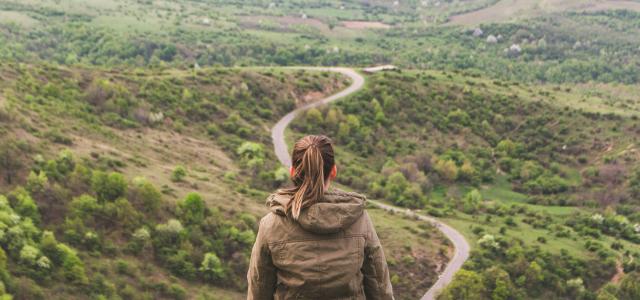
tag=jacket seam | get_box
[267,234,366,246]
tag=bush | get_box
[166,251,196,279]
[178,193,206,225]
[8,188,40,223]
[92,171,127,202]
[57,243,88,285]
[171,166,187,182]
[167,284,187,300]
[200,252,225,281]
[128,177,161,213]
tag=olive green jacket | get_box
[247,188,394,300]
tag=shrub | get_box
[434,158,458,182]
[171,166,187,182]
[130,227,151,255]
[200,252,225,281]
[178,193,206,225]
[166,250,196,279]
[167,284,187,300]
[128,177,161,213]
[8,188,39,223]
[57,243,88,285]
[68,195,99,219]
[91,171,127,202]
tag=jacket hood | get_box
[266,188,366,234]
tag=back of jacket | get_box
[247,188,394,300]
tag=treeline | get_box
[3,8,639,84]
[0,22,383,68]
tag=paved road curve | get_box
[270,67,470,300]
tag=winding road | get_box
[270,67,470,300]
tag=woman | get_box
[247,135,394,300]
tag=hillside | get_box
[1,1,640,299]
[0,63,450,299]
[291,69,640,299]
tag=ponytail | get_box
[279,135,335,220]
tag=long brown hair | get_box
[279,135,335,220]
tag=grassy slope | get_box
[0,63,449,299]
[447,0,640,25]
[289,69,640,297]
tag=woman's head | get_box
[283,135,336,220]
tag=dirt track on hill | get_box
[270,67,471,300]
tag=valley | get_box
[0,1,639,299]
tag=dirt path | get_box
[270,67,470,300]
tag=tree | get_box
[26,171,49,194]
[483,267,514,300]
[440,269,487,300]
[435,158,458,182]
[384,172,409,205]
[91,171,127,202]
[459,160,477,182]
[8,189,40,227]
[496,139,520,157]
[57,243,88,285]
[305,108,323,128]
[167,250,196,279]
[128,177,161,213]
[155,219,184,247]
[130,227,151,256]
[525,261,544,288]
[200,252,225,281]
[68,194,99,219]
[447,109,471,127]
[237,142,265,170]
[178,193,206,225]
[462,189,482,214]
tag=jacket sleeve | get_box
[247,214,277,300]
[361,211,395,300]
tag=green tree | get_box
[57,243,88,285]
[68,194,99,219]
[237,142,265,170]
[435,158,458,182]
[26,171,49,194]
[178,193,206,225]
[91,171,127,202]
[384,172,409,205]
[525,261,544,288]
[447,108,471,127]
[128,177,161,213]
[200,252,225,281]
[462,189,482,214]
[440,269,487,300]
[305,108,323,128]
[9,188,40,223]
